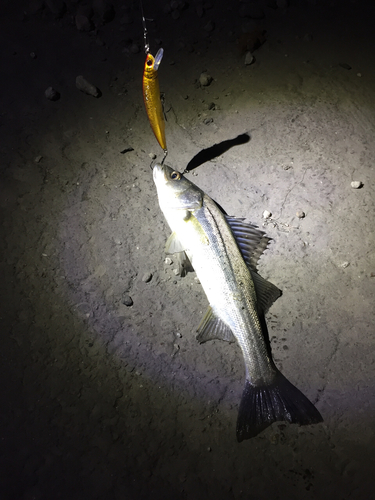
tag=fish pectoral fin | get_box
[175,251,193,277]
[196,306,236,343]
[165,233,193,277]
[165,232,187,253]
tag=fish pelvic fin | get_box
[236,370,323,442]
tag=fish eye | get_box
[170,171,181,180]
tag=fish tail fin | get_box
[236,370,323,442]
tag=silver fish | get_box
[153,163,323,441]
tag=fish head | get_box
[153,163,203,212]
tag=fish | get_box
[153,163,323,441]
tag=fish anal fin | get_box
[196,306,236,343]
[236,370,323,442]
[250,270,282,314]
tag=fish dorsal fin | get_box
[225,216,269,272]
[196,306,236,343]
[225,216,282,312]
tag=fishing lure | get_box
[141,5,167,160]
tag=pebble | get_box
[340,261,350,269]
[176,332,182,338]
[142,272,153,283]
[34,155,43,163]
[75,14,93,32]
[351,181,363,189]
[296,210,305,218]
[204,20,215,32]
[76,75,100,97]
[122,294,133,306]
[199,72,213,87]
[244,51,254,65]
[239,4,264,19]
[339,62,352,70]
[45,0,66,17]
[92,0,115,23]
[165,257,173,265]
[196,4,204,17]
[113,237,122,245]
[120,147,134,154]
[130,43,141,54]
[263,210,272,219]
[45,86,60,101]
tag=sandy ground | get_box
[1,0,375,498]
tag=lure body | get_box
[143,49,167,153]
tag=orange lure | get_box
[142,48,167,154]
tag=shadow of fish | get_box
[153,163,323,441]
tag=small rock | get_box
[340,261,350,269]
[204,20,215,32]
[29,0,44,14]
[75,14,93,31]
[122,294,133,306]
[296,210,305,218]
[244,51,254,65]
[45,0,66,17]
[339,62,352,70]
[263,210,272,219]
[34,155,43,163]
[92,0,115,23]
[277,0,289,8]
[351,181,363,189]
[76,75,100,97]
[120,147,134,154]
[357,73,362,77]
[176,332,182,338]
[239,4,264,19]
[196,4,204,17]
[199,72,213,87]
[165,257,173,265]
[203,117,213,125]
[45,87,60,101]
[113,237,122,245]
[77,4,94,19]
[142,272,152,283]
[194,277,201,284]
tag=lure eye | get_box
[170,171,181,180]
[146,59,153,67]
